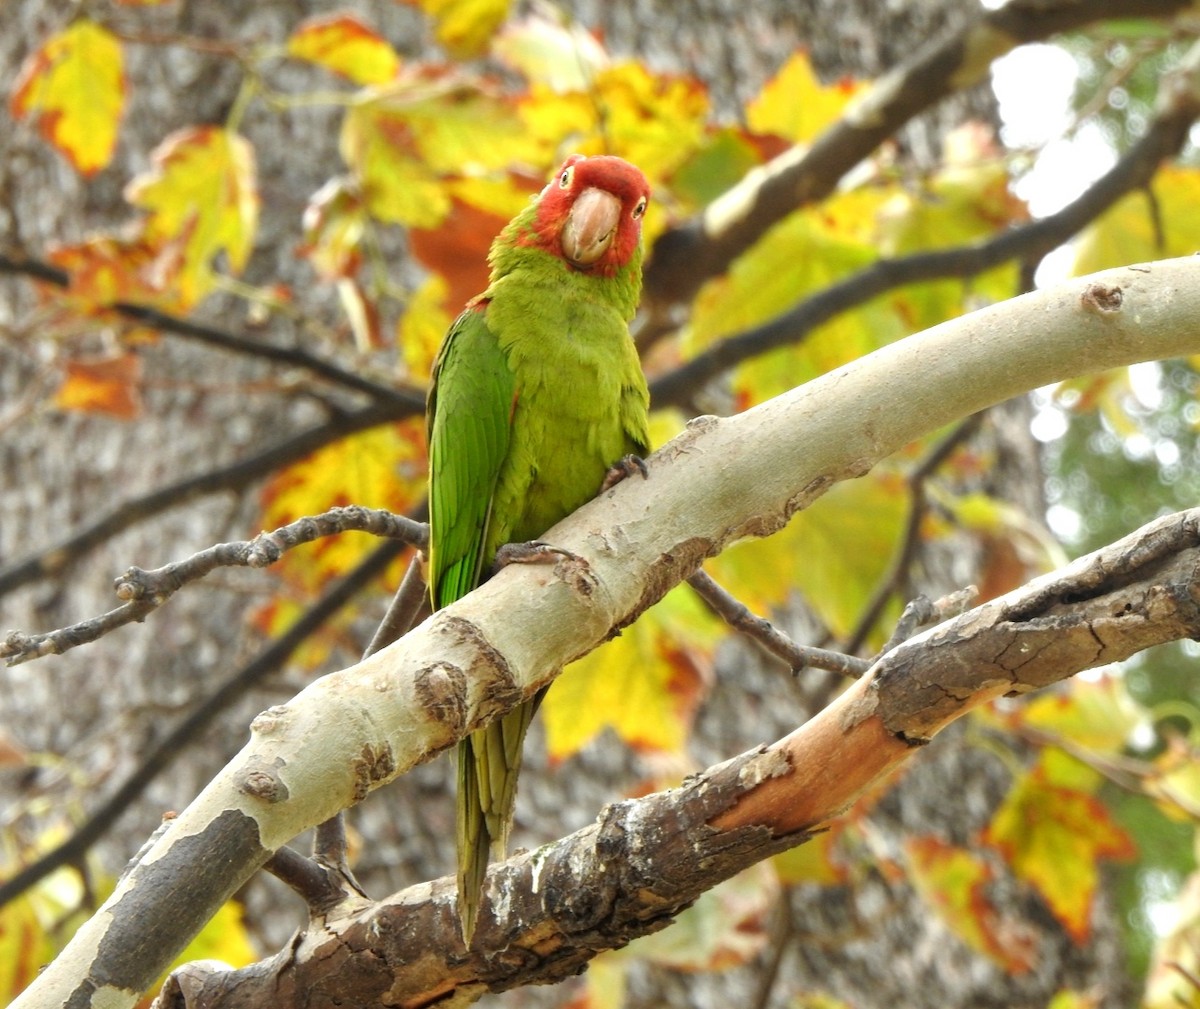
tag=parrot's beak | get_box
[561,187,621,268]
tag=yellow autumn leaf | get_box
[708,471,907,641]
[398,274,454,383]
[773,828,847,886]
[414,0,512,58]
[543,584,719,759]
[258,419,427,594]
[342,74,538,229]
[1074,164,1200,275]
[9,19,125,176]
[0,891,56,1004]
[984,749,1135,943]
[592,62,709,179]
[747,50,867,144]
[905,835,1036,974]
[124,126,259,307]
[1015,674,1144,753]
[287,14,401,85]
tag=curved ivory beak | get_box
[561,187,621,268]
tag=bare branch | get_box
[1,506,425,665]
[686,570,870,678]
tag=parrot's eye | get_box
[632,197,647,219]
[558,167,574,189]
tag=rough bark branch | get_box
[149,506,1200,1008]
[14,258,1200,1009]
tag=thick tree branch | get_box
[158,506,1200,1006]
[641,0,1194,311]
[649,39,1200,404]
[16,258,1200,1009]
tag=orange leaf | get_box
[287,14,401,85]
[983,751,1136,943]
[44,235,183,320]
[124,126,259,307]
[54,352,143,419]
[905,836,1037,974]
[408,197,507,310]
[10,20,125,176]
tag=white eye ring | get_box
[559,167,573,188]
[632,197,647,219]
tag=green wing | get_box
[426,305,515,610]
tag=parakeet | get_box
[425,154,652,942]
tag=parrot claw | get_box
[492,539,581,571]
[601,453,648,491]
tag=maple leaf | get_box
[983,750,1136,943]
[54,352,143,419]
[408,0,513,58]
[542,584,718,760]
[341,73,537,229]
[905,835,1038,974]
[287,14,402,85]
[746,50,867,144]
[124,126,259,307]
[10,19,126,176]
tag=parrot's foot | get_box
[601,453,649,491]
[492,539,583,572]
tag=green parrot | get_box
[425,154,652,942]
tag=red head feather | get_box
[523,155,650,277]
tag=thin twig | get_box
[1,506,426,666]
[363,553,428,659]
[0,539,403,909]
[846,414,983,655]
[0,253,417,409]
[687,570,870,678]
